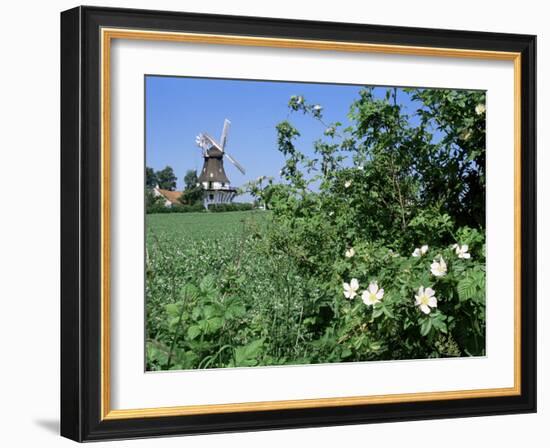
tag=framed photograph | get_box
[60,6,536,442]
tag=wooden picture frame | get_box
[61,5,536,442]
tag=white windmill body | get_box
[195,119,246,209]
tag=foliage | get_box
[146,203,256,214]
[147,203,204,214]
[146,167,158,188]
[183,169,199,189]
[155,166,178,191]
[145,188,165,214]
[178,169,204,206]
[208,203,255,212]
[146,87,487,370]
[179,186,204,206]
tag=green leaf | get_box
[372,303,385,319]
[199,275,215,293]
[181,283,199,301]
[234,340,264,366]
[187,325,201,340]
[431,317,448,334]
[203,305,217,319]
[206,317,223,333]
[165,302,180,317]
[420,319,432,336]
[381,304,394,318]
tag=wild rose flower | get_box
[415,286,437,314]
[430,256,447,277]
[475,103,486,115]
[343,278,359,299]
[412,245,429,257]
[345,248,355,258]
[460,129,472,140]
[344,180,352,188]
[453,244,471,259]
[361,282,384,306]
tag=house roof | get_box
[156,188,183,204]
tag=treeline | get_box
[145,166,256,214]
[147,202,255,214]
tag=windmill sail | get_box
[223,151,245,175]
[220,119,231,150]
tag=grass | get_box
[146,210,268,243]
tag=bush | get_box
[208,203,254,212]
[146,202,205,214]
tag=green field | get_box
[146,210,267,243]
[146,210,289,371]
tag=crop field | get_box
[145,210,287,371]
[146,211,265,243]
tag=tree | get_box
[179,170,203,205]
[179,187,203,206]
[184,169,198,189]
[145,167,157,188]
[156,166,177,191]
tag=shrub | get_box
[208,203,254,212]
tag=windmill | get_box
[195,119,246,209]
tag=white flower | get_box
[430,256,447,277]
[296,95,304,104]
[412,245,429,257]
[361,282,384,306]
[459,129,472,140]
[345,248,355,258]
[324,127,335,136]
[453,244,471,259]
[329,211,334,217]
[475,103,486,115]
[415,286,437,314]
[357,165,364,171]
[344,180,352,188]
[343,278,359,299]
[313,104,322,112]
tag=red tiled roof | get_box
[157,188,183,205]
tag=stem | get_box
[166,288,186,370]
[391,158,408,231]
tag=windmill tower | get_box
[195,119,246,209]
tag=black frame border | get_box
[61,6,536,442]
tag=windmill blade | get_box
[202,132,223,151]
[223,151,246,175]
[220,119,231,150]
[195,133,209,156]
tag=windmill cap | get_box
[207,147,224,157]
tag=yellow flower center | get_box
[420,295,430,306]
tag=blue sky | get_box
[145,76,415,195]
